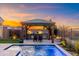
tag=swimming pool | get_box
[5,44,71,56]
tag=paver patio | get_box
[0,40,60,56]
[0,44,13,50]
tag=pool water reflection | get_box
[18,45,66,56]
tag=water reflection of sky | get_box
[19,45,66,56]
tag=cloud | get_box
[52,16,79,27]
[18,4,59,10]
[0,4,79,28]
[3,20,22,27]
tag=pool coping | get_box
[16,51,21,56]
[55,44,72,56]
[4,45,13,50]
[4,43,72,56]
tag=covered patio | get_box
[21,19,57,43]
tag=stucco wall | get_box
[0,26,4,39]
[0,26,9,39]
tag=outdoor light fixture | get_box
[27,30,32,34]
[13,35,17,40]
[38,31,43,34]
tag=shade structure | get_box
[20,19,56,43]
[21,19,55,26]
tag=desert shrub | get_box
[60,37,67,47]
[60,40,66,47]
[74,40,79,54]
[0,39,23,43]
[65,39,75,51]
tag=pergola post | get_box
[23,25,26,39]
[47,25,52,40]
[44,26,50,40]
[51,25,54,43]
[20,24,26,40]
[25,25,28,39]
[50,25,54,43]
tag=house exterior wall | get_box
[0,26,4,39]
[3,26,9,39]
[0,26,9,39]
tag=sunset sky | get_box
[0,3,79,28]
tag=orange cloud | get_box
[3,20,22,27]
[0,6,78,28]
[13,13,37,18]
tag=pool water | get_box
[17,45,66,56]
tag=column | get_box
[25,25,28,39]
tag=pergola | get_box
[21,19,56,42]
